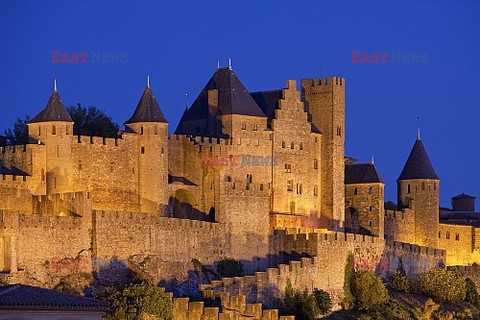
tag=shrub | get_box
[343,252,355,310]
[279,280,318,320]
[391,265,414,294]
[352,270,388,310]
[465,278,480,308]
[216,258,243,277]
[419,268,466,303]
[104,279,172,320]
[313,288,332,315]
[412,298,439,320]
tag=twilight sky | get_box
[1,0,479,207]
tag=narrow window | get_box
[226,176,232,182]
[291,142,294,149]
[456,234,460,241]
[282,141,285,148]
[438,231,441,238]
[300,142,303,150]
[78,161,82,170]
[314,185,318,196]
[434,183,437,190]
[161,147,164,154]
[141,147,145,154]
[369,221,372,227]
[154,127,158,135]
[422,182,425,191]
[354,188,358,195]
[52,125,56,135]
[41,169,45,181]
[287,180,293,192]
[260,184,264,191]
[368,187,373,194]
[141,127,144,135]
[66,126,70,135]
[38,126,41,136]
[253,124,258,131]
[369,206,373,211]
[246,174,253,183]
[285,163,291,173]
[241,123,247,130]
[269,134,272,141]
[314,137,318,143]
[407,184,411,194]
[446,231,450,240]
[313,159,318,170]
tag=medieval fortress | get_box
[0,66,478,305]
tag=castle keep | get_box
[0,66,476,303]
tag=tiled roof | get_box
[398,139,439,181]
[125,86,167,124]
[30,91,73,123]
[0,285,109,312]
[180,68,266,122]
[345,163,383,184]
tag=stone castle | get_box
[0,66,477,305]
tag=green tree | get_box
[313,288,332,315]
[419,268,466,303]
[352,270,388,310]
[216,258,243,277]
[279,281,318,320]
[4,115,30,145]
[343,252,355,310]
[103,279,172,320]
[68,104,120,137]
[391,260,414,294]
[464,278,480,308]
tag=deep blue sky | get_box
[1,0,479,207]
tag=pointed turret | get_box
[398,137,439,181]
[397,133,440,248]
[30,89,72,123]
[125,85,167,124]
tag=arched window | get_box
[368,187,373,194]
[407,184,411,194]
[354,188,358,195]
[291,142,294,149]
[141,127,144,135]
[52,125,56,135]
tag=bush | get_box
[313,288,332,315]
[391,266,414,294]
[419,268,466,303]
[216,258,243,277]
[104,279,172,320]
[412,298,439,320]
[279,280,318,320]
[465,278,480,308]
[343,253,355,310]
[352,271,388,310]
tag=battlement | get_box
[384,208,412,221]
[95,210,220,232]
[75,135,123,147]
[0,174,32,187]
[385,240,446,258]
[173,291,292,320]
[301,77,345,88]
[0,210,85,230]
[0,144,30,154]
[274,229,382,256]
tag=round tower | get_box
[27,80,74,194]
[125,77,168,214]
[397,132,439,248]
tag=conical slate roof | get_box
[181,67,266,121]
[30,91,73,123]
[398,138,439,181]
[125,86,167,124]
